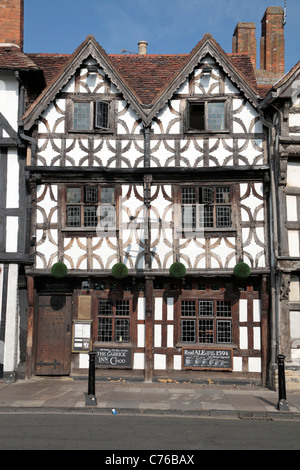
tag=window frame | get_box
[179,298,233,345]
[183,97,230,134]
[68,96,115,133]
[62,184,117,232]
[97,298,131,344]
[180,184,235,234]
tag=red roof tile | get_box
[0,46,39,70]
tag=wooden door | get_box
[35,295,72,376]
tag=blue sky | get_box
[24,0,299,73]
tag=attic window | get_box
[72,100,111,132]
[185,99,228,132]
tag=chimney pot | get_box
[138,41,148,55]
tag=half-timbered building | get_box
[1,1,294,388]
[260,61,300,390]
[20,28,272,385]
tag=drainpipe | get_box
[15,71,36,162]
[259,108,279,386]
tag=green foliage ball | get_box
[51,262,68,278]
[169,262,186,278]
[233,262,251,280]
[111,263,128,279]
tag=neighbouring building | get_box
[1,0,300,391]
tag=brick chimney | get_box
[0,0,24,50]
[232,22,256,69]
[260,6,284,75]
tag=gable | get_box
[23,34,260,131]
[0,112,19,145]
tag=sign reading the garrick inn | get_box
[95,347,132,368]
[182,347,233,370]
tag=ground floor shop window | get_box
[180,299,232,344]
[97,299,130,342]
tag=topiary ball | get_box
[169,262,186,278]
[51,262,68,278]
[233,262,251,280]
[111,262,128,280]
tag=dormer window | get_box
[184,98,229,133]
[70,99,112,132]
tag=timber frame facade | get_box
[22,35,271,385]
[2,2,300,390]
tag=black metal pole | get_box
[86,350,97,406]
[277,354,289,411]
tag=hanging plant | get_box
[111,262,128,280]
[51,262,68,278]
[233,262,251,280]
[169,262,186,279]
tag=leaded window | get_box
[180,299,232,344]
[97,299,130,343]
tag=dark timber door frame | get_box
[35,295,72,376]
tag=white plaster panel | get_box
[233,356,243,372]
[154,354,166,370]
[239,299,248,322]
[239,326,248,349]
[286,195,298,221]
[253,299,261,322]
[290,276,300,302]
[133,353,145,370]
[137,324,145,348]
[6,217,18,252]
[288,231,300,257]
[290,311,300,340]
[154,324,162,347]
[167,297,174,321]
[6,149,19,208]
[4,264,18,371]
[253,327,261,350]
[0,72,18,131]
[138,297,145,320]
[174,355,182,370]
[287,162,300,187]
[155,298,163,320]
[248,357,261,372]
[167,325,174,347]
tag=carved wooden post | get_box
[145,276,154,382]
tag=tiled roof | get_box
[27,53,71,86]
[0,45,39,70]
[109,54,189,105]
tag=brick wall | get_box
[0,0,24,50]
[232,22,256,69]
[260,6,285,74]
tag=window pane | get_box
[181,319,196,342]
[101,187,115,203]
[115,319,130,342]
[207,102,225,130]
[217,320,232,343]
[98,300,113,315]
[84,206,97,227]
[73,102,91,130]
[216,206,231,227]
[181,300,196,316]
[199,205,213,227]
[66,206,81,226]
[189,103,205,130]
[216,301,232,317]
[182,188,196,204]
[84,186,98,203]
[100,205,116,227]
[182,206,195,228]
[116,300,130,316]
[216,187,231,203]
[67,187,81,203]
[199,319,214,343]
[199,300,214,316]
[98,317,112,342]
[95,101,109,129]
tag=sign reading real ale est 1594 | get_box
[182,347,233,370]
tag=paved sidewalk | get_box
[0,377,300,420]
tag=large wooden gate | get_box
[35,295,72,376]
